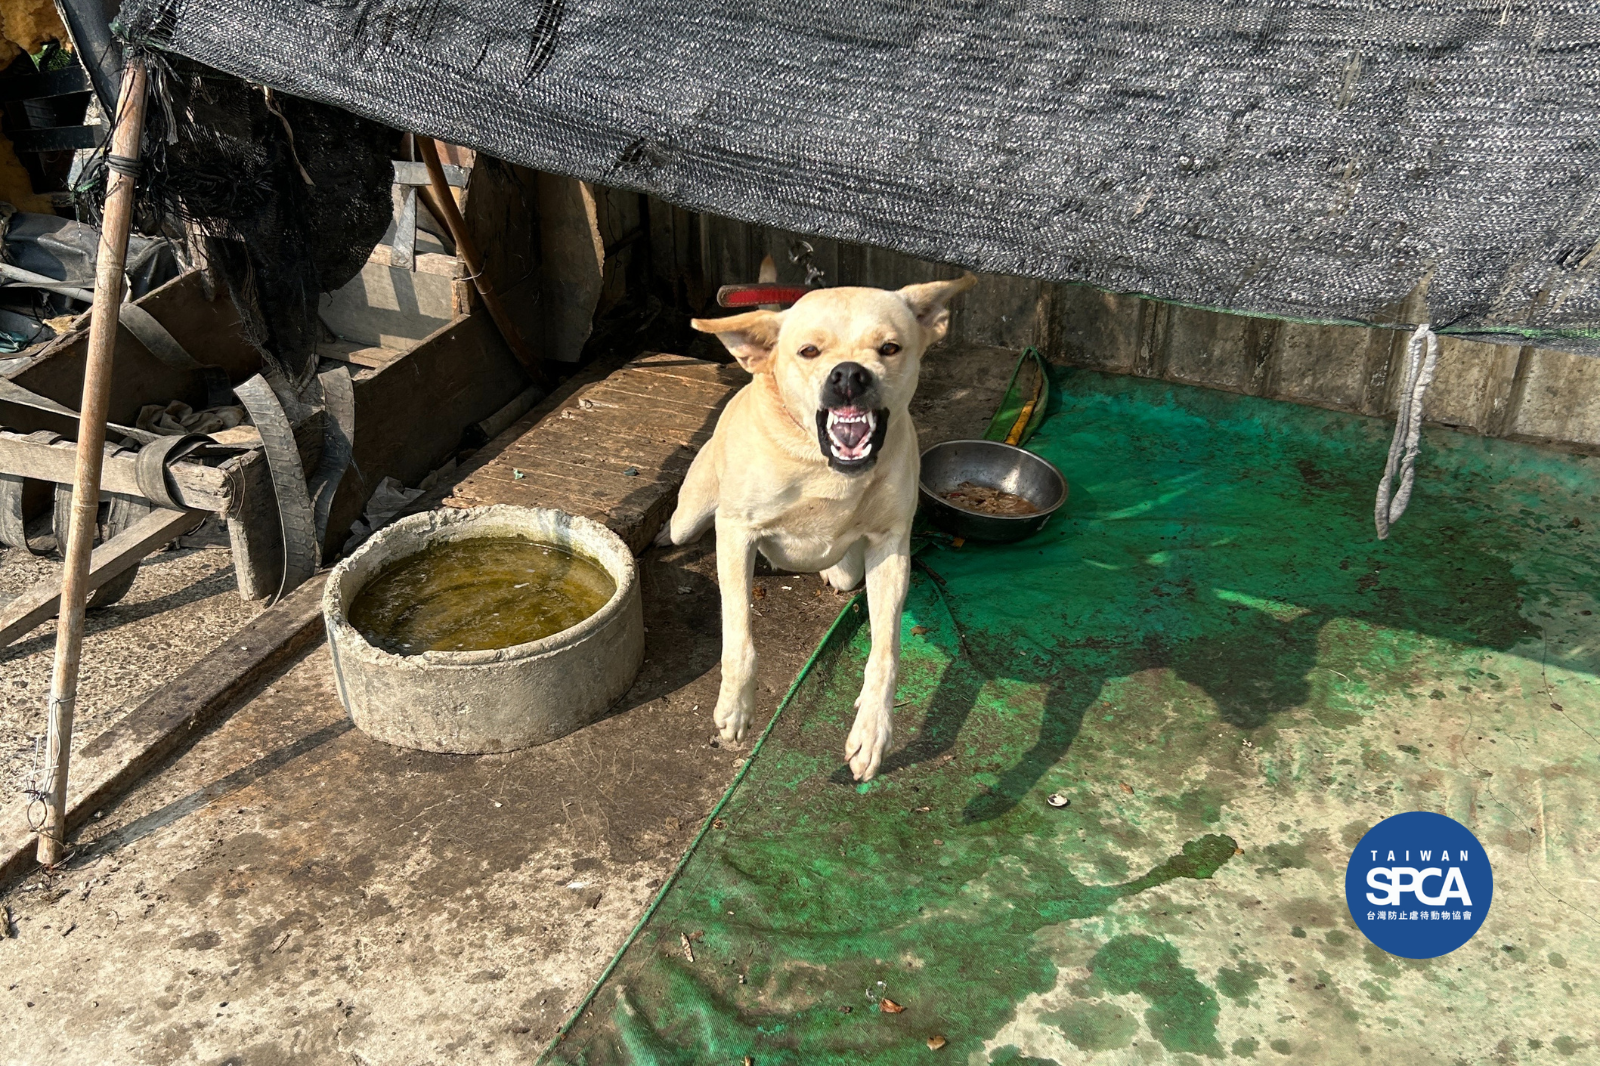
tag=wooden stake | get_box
[415,136,547,386]
[36,56,149,867]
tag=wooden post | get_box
[416,136,547,386]
[36,57,149,867]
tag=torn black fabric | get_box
[82,55,395,380]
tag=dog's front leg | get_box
[845,531,910,781]
[713,522,759,742]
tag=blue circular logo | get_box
[1345,811,1492,959]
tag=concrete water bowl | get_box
[322,505,644,753]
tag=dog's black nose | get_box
[827,362,873,402]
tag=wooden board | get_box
[315,340,407,372]
[534,173,605,365]
[222,411,326,601]
[318,260,458,349]
[364,246,461,278]
[233,300,535,593]
[440,352,743,553]
[320,312,532,565]
[462,159,542,360]
[0,430,231,512]
[0,507,204,649]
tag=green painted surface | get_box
[550,369,1600,1065]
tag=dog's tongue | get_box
[831,417,870,450]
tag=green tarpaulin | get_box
[549,368,1600,1064]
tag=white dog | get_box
[658,274,976,780]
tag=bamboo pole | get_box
[415,136,547,386]
[36,56,149,867]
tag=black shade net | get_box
[113,0,1600,349]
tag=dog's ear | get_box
[691,310,783,373]
[897,273,977,345]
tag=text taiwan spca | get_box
[1364,849,1475,908]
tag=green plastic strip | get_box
[982,346,1051,448]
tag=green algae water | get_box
[349,536,615,654]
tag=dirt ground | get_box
[0,541,846,1065]
[0,345,1018,1066]
[1,523,262,799]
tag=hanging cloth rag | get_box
[1373,323,1440,539]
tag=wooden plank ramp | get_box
[441,352,743,553]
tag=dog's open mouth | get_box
[816,406,889,472]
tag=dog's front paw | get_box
[713,697,753,743]
[653,522,675,547]
[844,703,892,781]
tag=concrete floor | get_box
[0,345,1018,1065]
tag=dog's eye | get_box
[878,342,902,357]
[798,344,820,359]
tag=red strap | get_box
[716,284,813,308]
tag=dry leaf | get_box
[911,625,928,636]
[927,1035,948,1050]
[680,933,695,963]
[880,998,906,1014]
[913,806,931,813]
[712,817,727,829]
[753,586,767,600]
[743,1057,754,1066]
[1119,782,1134,794]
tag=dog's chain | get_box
[788,240,826,287]
[21,732,52,831]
